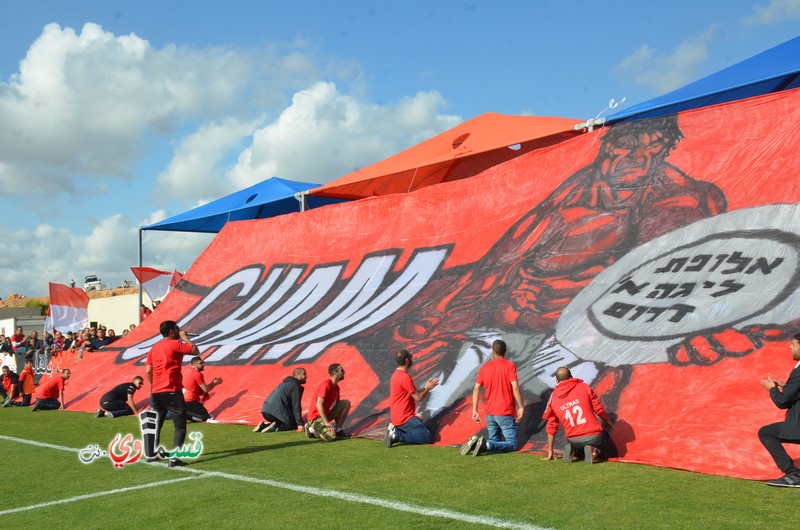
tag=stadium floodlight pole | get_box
[137,226,143,323]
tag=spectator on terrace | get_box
[29,331,43,350]
[62,331,75,350]
[107,329,118,343]
[122,329,130,337]
[90,328,112,350]
[11,326,25,351]
[32,369,71,411]
[53,331,66,350]
[140,304,152,321]
[0,334,14,361]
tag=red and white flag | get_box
[131,267,177,300]
[170,270,184,288]
[48,283,90,333]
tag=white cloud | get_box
[0,213,213,297]
[156,118,261,203]
[0,22,306,195]
[226,81,460,188]
[742,0,800,25]
[613,27,716,94]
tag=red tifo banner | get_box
[62,87,800,480]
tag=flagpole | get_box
[138,227,143,323]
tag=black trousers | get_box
[758,422,800,475]
[152,391,187,452]
[185,401,210,422]
[261,412,294,431]
[100,399,134,418]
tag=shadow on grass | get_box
[197,439,319,463]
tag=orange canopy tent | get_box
[309,112,582,200]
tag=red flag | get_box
[48,283,89,332]
[170,270,184,288]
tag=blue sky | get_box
[0,0,798,297]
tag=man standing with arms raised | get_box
[146,320,199,467]
[460,339,524,456]
[385,349,440,447]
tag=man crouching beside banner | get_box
[542,366,615,463]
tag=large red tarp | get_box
[63,88,800,480]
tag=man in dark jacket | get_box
[759,333,800,487]
[254,368,306,433]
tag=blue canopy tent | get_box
[136,176,345,311]
[142,176,344,233]
[607,36,800,124]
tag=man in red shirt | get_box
[5,359,35,407]
[1,365,19,405]
[182,356,222,422]
[305,363,350,441]
[461,339,524,456]
[32,369,71,411]
[384,349,440,447]
[146,320,199,467]
[11,326,25,352]
[542,366,615,463]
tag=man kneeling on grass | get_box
[95,376,144,418]
[32,369,71,411]
[542,366,615,464]
[255,368,307,433]
[384,349,439,447]
[304,364,350,441]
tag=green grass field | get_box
[0,407,794,529]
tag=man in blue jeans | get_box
[384,349,440,447]
[460,339,524,456]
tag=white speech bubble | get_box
[556,204,800,366]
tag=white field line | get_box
[0,476,201,515]
[0,434,550,530]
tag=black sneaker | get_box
[460,435,479,456]
[563,443,574,463]
[335,428,350,439]
[168,458,187,468]
[253,421,266,433]
[31,401,40,412]
[94,409,104,418]
[473,436,488,457]
[766,473,800,487]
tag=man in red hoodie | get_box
[542,366,614,463]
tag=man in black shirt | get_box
[96,376,144,418]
